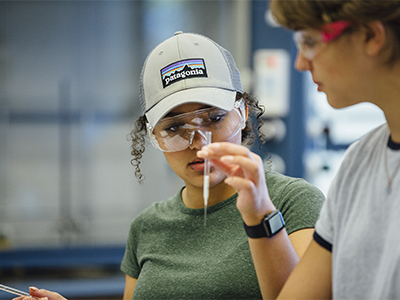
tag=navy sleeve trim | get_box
[313,231,332,252]
[388,135,400,150]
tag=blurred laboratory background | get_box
[0,0,385,299]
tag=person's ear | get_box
[244,104,249,122]
[364,21,386,57]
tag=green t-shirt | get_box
[121,171,325,299]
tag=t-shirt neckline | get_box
[177,187,238,215]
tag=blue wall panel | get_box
[250,0,305,178]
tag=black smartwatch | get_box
[244,210,285,238]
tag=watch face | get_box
[269,213,284,234]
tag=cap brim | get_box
[145,87,237,127]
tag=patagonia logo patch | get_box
[161,58,208,88]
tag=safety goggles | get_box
[146,99,246,152]
[293,21,352,60]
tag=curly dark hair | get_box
[128,92,266,183]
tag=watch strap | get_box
[243,221,268,239]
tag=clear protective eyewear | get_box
[147,99,246,152]
[293,21,352,60]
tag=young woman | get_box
[199,1,400,299]
[15,32,324,300]
[121,31,323,300]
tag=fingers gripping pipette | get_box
[203,131,212,227]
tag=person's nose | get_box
[189,130,207,150]
[294,51,312,71]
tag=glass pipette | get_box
[203,131,212,227]
[0,283,31,297]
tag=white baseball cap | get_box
[139,31,243,128]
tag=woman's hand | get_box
[197,142,275,225]
[13,287,67,300]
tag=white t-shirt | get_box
[315,123,400,299]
